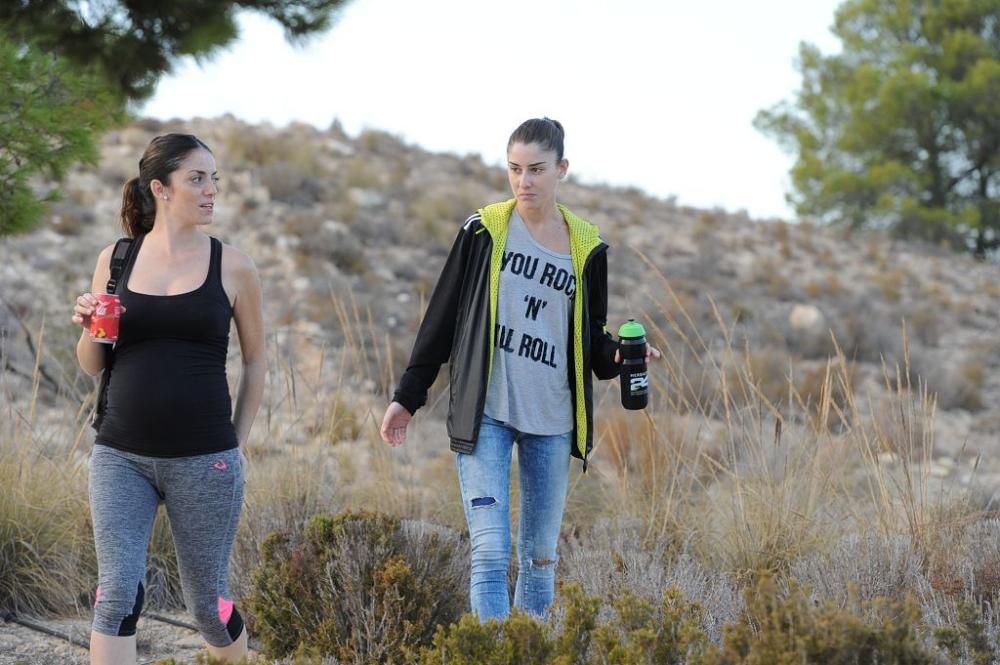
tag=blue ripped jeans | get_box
[456,414,572,621]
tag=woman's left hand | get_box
[614,345,662,364]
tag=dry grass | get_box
[0,320,94,616]
[592,404,701,550]
[601,255,988,595]
[1,251,997,660]
[0,454,93,615]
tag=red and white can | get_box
[89,293,124,344]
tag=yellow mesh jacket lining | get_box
[477,199,603,461]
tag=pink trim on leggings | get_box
[218,596,233,624]
[94,585,102,609]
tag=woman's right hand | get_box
[380,401,413,447]
[71,293,99,330]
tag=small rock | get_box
[789,303,824,330]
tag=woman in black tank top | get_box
[97,232,238,456]
[72,134,265,663]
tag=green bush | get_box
[933,599,997,665]
[590,587,711,665]
[417,611,556,665]
[246,510,468,663]
[417,583,710,665]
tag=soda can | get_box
[618,319,648,410]
[90,293,124,344]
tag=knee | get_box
[93,582,144,637]
[522,551,559,576]
[192,597,244,647]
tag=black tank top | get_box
[97,235,238,457]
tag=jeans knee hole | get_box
[471,496,497,508]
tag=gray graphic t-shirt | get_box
[484,210,575,435]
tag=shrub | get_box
[231,452,339,604]
[874,269,907,303]
[408,190,484,245]
[259,162,326,206]
[838,310,904,365]
[934,599,998,665]
[960,520,1000,603]
[301,220,367,276]
[590,587,711,664]
[560,520,742,644]
[701,578,941,664]
[343,158,381,189]
[789,532,929,607]
[358,129,404,155]
[416,583,711,665]
[906,305,942,347]
[750,256,793,299]
[221,126,320,170]
[416,611,557,665]
[804,273,845,300]
[247,510,468,662]
[934,359,986,412]
[691,212,723,243]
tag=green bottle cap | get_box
[618,319,645,338]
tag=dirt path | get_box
[0,612,212,664]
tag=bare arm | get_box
[73,244,115,376]
[226,247,266,447]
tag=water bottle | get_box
[618,319,648,410]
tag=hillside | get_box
[1,117,999,662]
[3,115,997,462]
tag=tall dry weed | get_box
[0,320,93,615]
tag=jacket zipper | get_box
[578,242,608,472]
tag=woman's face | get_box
[507,142,568,212]
[155,149,219,226]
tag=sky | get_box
[141,0,844,220]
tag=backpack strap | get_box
[105,237,134,294]
[92,236,137,432]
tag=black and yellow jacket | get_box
[392,199,619,468]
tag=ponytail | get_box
[120,177,154,238]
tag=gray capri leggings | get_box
[88,444,244,646]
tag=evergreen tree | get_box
[0,34,120,235]
[0,0,350,236]
[0,1,349,100]
[756,0,1000,256]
